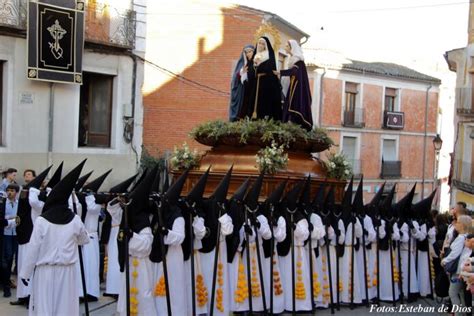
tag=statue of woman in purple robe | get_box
[275,40,313,130]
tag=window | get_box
[342,135,360,174]
[78,72,113,148]
[344,82,362,126]
[381,137,401,178]
[384,88,397,112]
[382,139,397,161]
[345,82,358,112]
[0,61,3,146]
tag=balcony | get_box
[0,0,136,49]
[383,111,405,129]
[0,0,27,30]
[343,108,365,128]
[454,159,474,187]
[380,160,402,179]
[84,1,136,49]
[455,87,474,116]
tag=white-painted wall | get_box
[0,0,147,188]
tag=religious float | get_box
[169,23,349,200]
[169,119,348,201]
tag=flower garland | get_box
[216,255,225,312]
[296,247,306,300]
[255,141,289,174]
[250,245,261,297]
[322,253,331,304]
[272,252,283,296]
[195,250,208,307]
[154,275,166,297]
[130,258,140,316]
[234,256,249,303]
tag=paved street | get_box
[0,287,448,315]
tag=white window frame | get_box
[380,134,400,162]
[340,132,361,164]
[341,81,363,122]
[75,69,118,152]
[382,86,401,112]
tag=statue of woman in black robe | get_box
[276,40,313,130]
[247,36,282,121]
[229,45,254,121]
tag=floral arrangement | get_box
[189,118,334,152]
[170,142,200,170]
[255,141,289,174]
[324,152,353,180]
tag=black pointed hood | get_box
[186,167,211,204]
[210,166,233,203]
[412,189,436,222]
[82,169,112,193]
[341,177,354,224]
[312,181,326,214]
[365,182,385,218]
[163,169,189,206]
[130,168,148,193]
[47,161,63,188]
[151,169,161,193]
[231,178,250,204]
[299,175,312,211]
[325,186,337,215]
[380,184,396,220]
[128,167,158,212]
[42,159,87,224]
[394,184,416,220]
[283,181,303,212]
[161,171,170,194]
[26,165,53,190]
[244,172,264,210]
[266,180,287,206]
[353,177,364,217]
[109,173,138,194]
[74,171,93,192]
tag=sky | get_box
[228,0,469,71]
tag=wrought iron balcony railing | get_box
[455,87,474,116]
[0,0,136,49]
[0,0,27,30]
[381,160,402,178]
[84,1,136,49]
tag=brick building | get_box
[307,50,441,202]
[142,1,308,155]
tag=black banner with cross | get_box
[27,1,84,84]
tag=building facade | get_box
[142,1,309,155]
[307,50,441,202]
[445,4,474,210]
[0,0,146,187]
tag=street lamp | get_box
[432,134,442,209]
[433,134,443,152]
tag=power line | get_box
[137,56,230,97]
[329,1,471,13]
